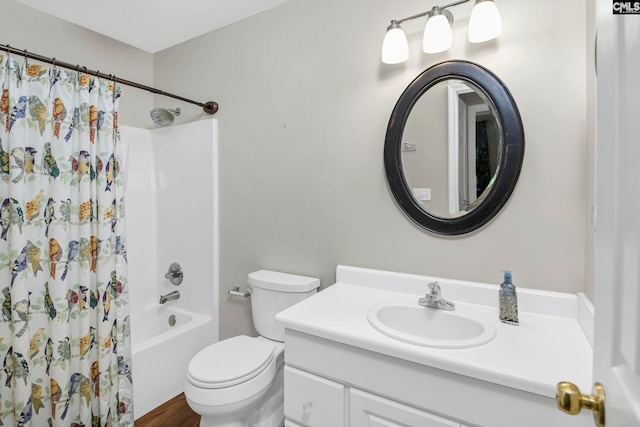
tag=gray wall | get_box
[154,0,589,339]
[0,0,154,128]
[2,0,590,340]
[585,0,596,302]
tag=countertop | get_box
[276,266,593,398]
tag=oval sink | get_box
[367,303,496,349]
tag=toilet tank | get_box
[248,270,320,342]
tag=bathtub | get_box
[131,306,216,418]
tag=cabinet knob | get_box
[302,401,313,413]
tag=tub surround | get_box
[276,266,593,426]
[121,120,219,419]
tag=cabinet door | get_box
[284,366,345,426]
[350,389,460,427]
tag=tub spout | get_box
[159,290,180,304]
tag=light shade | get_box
[381,21,409,64]
[422,11,453,54]
[468,0,502,43]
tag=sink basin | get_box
[367,302,497,349]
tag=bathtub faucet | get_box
[164,262,184,286]
[159,290,180,304]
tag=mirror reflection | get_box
[401,79,502,219]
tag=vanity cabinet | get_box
[350,389,461,427]
[284,365,462,427]
[284,366,345,426]
[281,329,591,427]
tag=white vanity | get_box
[275,266,593,427]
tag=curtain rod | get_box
[0,43,218,115]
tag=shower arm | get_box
[0,43,219,115]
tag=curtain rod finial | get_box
[203,101,218,115]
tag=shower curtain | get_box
[0,55,133,426]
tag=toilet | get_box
[184,270,320,427]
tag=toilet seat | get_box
[187,335,276,389]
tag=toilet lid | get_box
[187,335,276,389]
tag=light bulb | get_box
[381,21,409,64]
[468,0,502,43]
[422,12,453,54]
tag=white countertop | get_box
[276,266,593,398]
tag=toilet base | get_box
[189,391,267,427]
[194,390,284,427]
[247,374,284,427]
[199,417,248,427]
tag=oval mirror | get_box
[384,61,524,235]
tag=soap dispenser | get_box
[499,270,519,325]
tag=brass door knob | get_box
[556,381,605,427]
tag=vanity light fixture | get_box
[468,0,502,43]
[422,8,454,54]
[381,0,502,64]
[381,20,410,64]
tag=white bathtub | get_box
[131,306,215,418]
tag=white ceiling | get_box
[17,0,292,53]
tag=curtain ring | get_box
[50,57,57,81]
[111,74,119,103]
[23,49,28,68]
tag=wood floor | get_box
[135,393,200,427]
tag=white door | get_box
[592,0,640,425]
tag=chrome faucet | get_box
[418,281,455,311]
[159,290,180,304]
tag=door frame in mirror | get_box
[384,60,525,235]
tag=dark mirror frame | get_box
[384,60,525,235]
